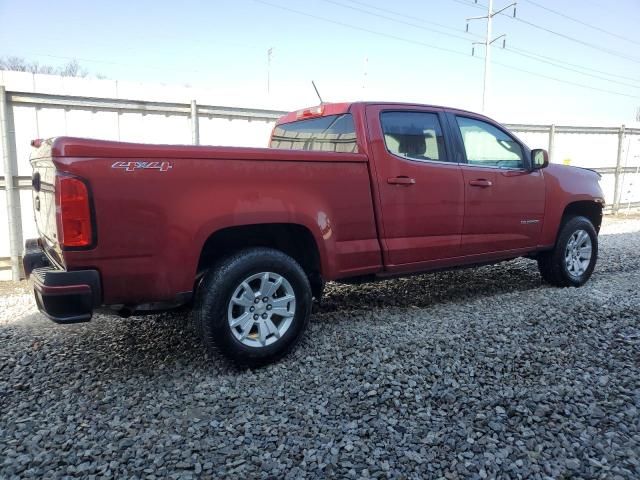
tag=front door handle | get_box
[387,176,416,186]
[469,179,493,187]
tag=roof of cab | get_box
[275,101,492,125]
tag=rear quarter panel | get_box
[55,154,381,305]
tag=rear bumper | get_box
[23,239,101,324]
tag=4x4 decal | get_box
[112,161,173,172]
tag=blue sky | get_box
[1,0,639,124]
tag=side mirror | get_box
[531,149,549,170]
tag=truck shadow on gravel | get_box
[4,230,635,375]
[316,258,543,314]
[6,310,226,376]
[3,259,545,376]
[316,229,639,315]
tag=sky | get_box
[1,0,639,125]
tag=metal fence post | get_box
[613,124,626,214]
[548,124,555,163]
[190,100,200,145]
[0,85,24,281]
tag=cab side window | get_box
[456,116,524,169]
[380,112,449,163]
[270,114,357,153]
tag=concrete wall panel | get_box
[1,70,638,279]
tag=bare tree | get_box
[0,56,37,72]
[0,56,89,77]
[58,59,87,77]
[34,63,56,75]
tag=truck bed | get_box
[31,137,382,306]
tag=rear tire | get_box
[193,248,312,367]
[537,215,598,287]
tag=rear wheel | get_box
[193,248,312,367]
[537,215,598,287]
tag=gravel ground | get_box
[1,217,639,479]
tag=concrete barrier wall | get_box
[1,70,639,280]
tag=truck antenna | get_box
[312,81,324,105]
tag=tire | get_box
[193,247,312,367]
[537,215,598,287]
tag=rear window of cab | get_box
[270,114,357,153]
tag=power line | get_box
[334,0,640,86]
[501,47,640,89]
[345,0,640,86]
[580,0,640,20]
[457,0,640,102]
[448,0,640,83]
[252,0,474,59]
[512,16,640,63]
[451,0,486,11]
[319,0,474,43]
[326,0,640,90]
[454,0,640,64]
[506,46,640,84]
[491,59,640,99]
[342,0,483,38]
[522,0,640,46]
[18,1,640,101]
[450,0,485,10]
[253,0,640,100]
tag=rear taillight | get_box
[55,175,93,248]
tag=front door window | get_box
[456,117,524,169]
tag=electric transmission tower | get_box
[466,0,517,113]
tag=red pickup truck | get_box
[24,102,604,366]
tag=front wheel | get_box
[193,248,312,367]
[537,215,598,287]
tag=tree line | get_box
[0,56,105,78]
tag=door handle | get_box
[387,176,416,186]
[469,179,493,187]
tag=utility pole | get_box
[362,56,368,91]
[267,47,273,94]
[467,1,516,113]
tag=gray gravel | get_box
[1,217,639,479]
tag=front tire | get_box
[193,248,312,367]
[537,215,598,287]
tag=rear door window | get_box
[270,114,357,153]
[380,111,449,163]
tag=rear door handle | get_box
[387,176,416,186]
[469,179,492,187]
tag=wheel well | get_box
[562,201,603,232]
[197,223,324,298]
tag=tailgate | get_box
[31,155,64,267]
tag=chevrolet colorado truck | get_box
[23,102,604,366]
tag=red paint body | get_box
[29,102,604,308]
